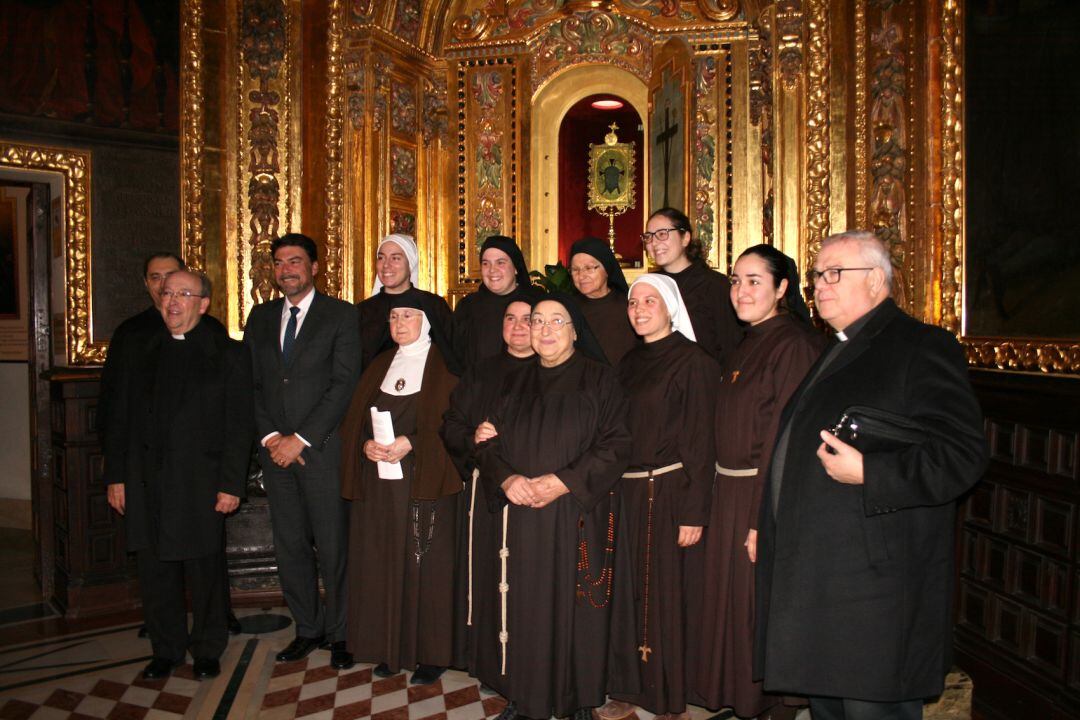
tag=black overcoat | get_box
[754,299,988,702]
[107,319,254,561]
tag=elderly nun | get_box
[357,233,453,368]
[340,288,463,685]
[473,292,632,720]
[568,236,638,366]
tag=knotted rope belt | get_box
[620,461,684,663]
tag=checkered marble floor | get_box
[255,659,507,720]
[0,607,968,720]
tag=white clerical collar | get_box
[835,330,848,342]
[171,333,185,340]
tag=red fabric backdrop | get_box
[557,95,644,267]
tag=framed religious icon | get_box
[587,123,636,252]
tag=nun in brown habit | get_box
[340,288,463,685]
[473,292,632,720]
[568,237,638,366]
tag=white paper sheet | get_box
[371,406,403,480]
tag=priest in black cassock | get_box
[452,235,542,368]
[105,271,253,681]
[440,291,539,679]
[643,208,742,366]
[474,293,632,720]
[357,234,453,368]
[603,274,720,720]
[340,289,463,685]
[569,237,638,366]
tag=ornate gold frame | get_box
[0,141,95,365]
[934,0,1079,374]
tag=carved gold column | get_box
[180,0,205,274]
[224,0,304,333]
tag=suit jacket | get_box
[105,318,254,560]
[244,291,361,457]
[754,299,988,702]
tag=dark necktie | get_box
[282,306,300,364]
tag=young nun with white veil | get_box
[601,274,721,720]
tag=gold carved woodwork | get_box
[803,0,830,259]
[0,142,95,365]
[175,0,1079,373]
[324,0,346,299]
[226,0,302,333]
[180,0,206,274]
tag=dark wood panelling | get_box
[958,369,1080,720]
[47,371,138,617]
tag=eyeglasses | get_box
[160,289,205,300]
[529,316,572,330]
[388,310,422,322]
[810,267,874,284]
[570,264,602,276]
[640,227,685,244]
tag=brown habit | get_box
[692,313,824,715]
[340,345,463,672]
[607,331,720,714]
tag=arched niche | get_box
[529,64,650,273]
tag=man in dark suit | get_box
[755,231,988,720]
[106,270,253,681]
[99,252,184,451]
[244,233,360,669]
[100,253,242,637]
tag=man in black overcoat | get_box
[755,231,988,720]
[244,233,360,669]
[106,271,253,681]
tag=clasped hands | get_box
[267,433,306,467]
[502,473,568,509]
[363,435,412,464]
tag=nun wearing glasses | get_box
[357,234,453,368]
[601,275,721,720]
[472,293,632,720]
[339,289,463,686]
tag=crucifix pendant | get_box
[638,643,652,662]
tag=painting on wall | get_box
[964,0,1080,341]
[649,66,685,213]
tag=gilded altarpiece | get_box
[176,0,1079,372]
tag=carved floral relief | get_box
[391,81,418,136]
[391,209,417,236]
[869,5,907,265]
[470,68,507,244]
[390,144,418,198]
[391,0,422,44]
[240,0,288,307]
[694,56,718,256]
[530,10,652,91]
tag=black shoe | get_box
[410,664,445,685]
[275,635,324,662]
[227,613,242,635]
[193,657,221,679]
[373,662,396,678]
[142,657,180,680]
[495,701,517,720]
[329,641,354,670]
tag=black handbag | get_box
[829,405,927,454]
